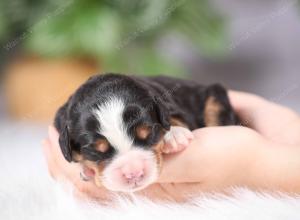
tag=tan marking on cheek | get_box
[136,124,151,139]
[170,117,189,128]
[204,96,222,126]
[94,139,109,153]
[153,140,164,173]
[93,163,105,187]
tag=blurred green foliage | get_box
[0,0,226,75]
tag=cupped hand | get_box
[43,126,112,202]
[44,124,261,201]
[159,91,300,190]
[43,91,300,201]
[43,126,209,202]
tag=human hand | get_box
[43,124,261,201]
[43,126,113,202]
[43,91,300,200]
[159,91,300,193]
[43,126,205,202]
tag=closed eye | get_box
[135,124,152,140]
[80,142,115,162]
[133,124,162,147]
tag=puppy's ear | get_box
[59,126,73,162]
[54,103,73,162]
[153,97,170,130]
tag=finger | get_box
[48,125,70,164]
[43,135,105,198]
[45,126,80,178]
[229,91,267,111]
[44,127,111,201]
[46,126,95,187]
[229,91,299,127]
[42,138,60,180]
[43,136,73,181]
[228,91,268,126]
[48,125,59,148]
[58,161,111,201]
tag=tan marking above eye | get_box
[153,140,164,173]
[136,124,151,140]
[94,139,109,153]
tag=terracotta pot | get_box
[4,56,99,123]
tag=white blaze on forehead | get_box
[93,97,133,154]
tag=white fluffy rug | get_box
[1,121,300,220]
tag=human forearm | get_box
[160,126,300,194]
[249,142,300,193]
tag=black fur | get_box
[54,73,239,163]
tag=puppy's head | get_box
[56,74,170,192]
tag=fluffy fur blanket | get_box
[1,122,300,220]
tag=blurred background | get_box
[0,0,300,160]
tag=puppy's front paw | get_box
[162,126,194,154]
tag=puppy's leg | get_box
[203,84,240,126]
[161,118,194,154]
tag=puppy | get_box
[54,73,239,192]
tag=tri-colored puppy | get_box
[54,73,239,192]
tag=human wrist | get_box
[236,137,269,189]
[247,140,300,193]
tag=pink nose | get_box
[121,164,145,184]
[123,170,144,184]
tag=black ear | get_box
[58,126,73,162]
[54,104,73,162]
[153,97,170,130]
